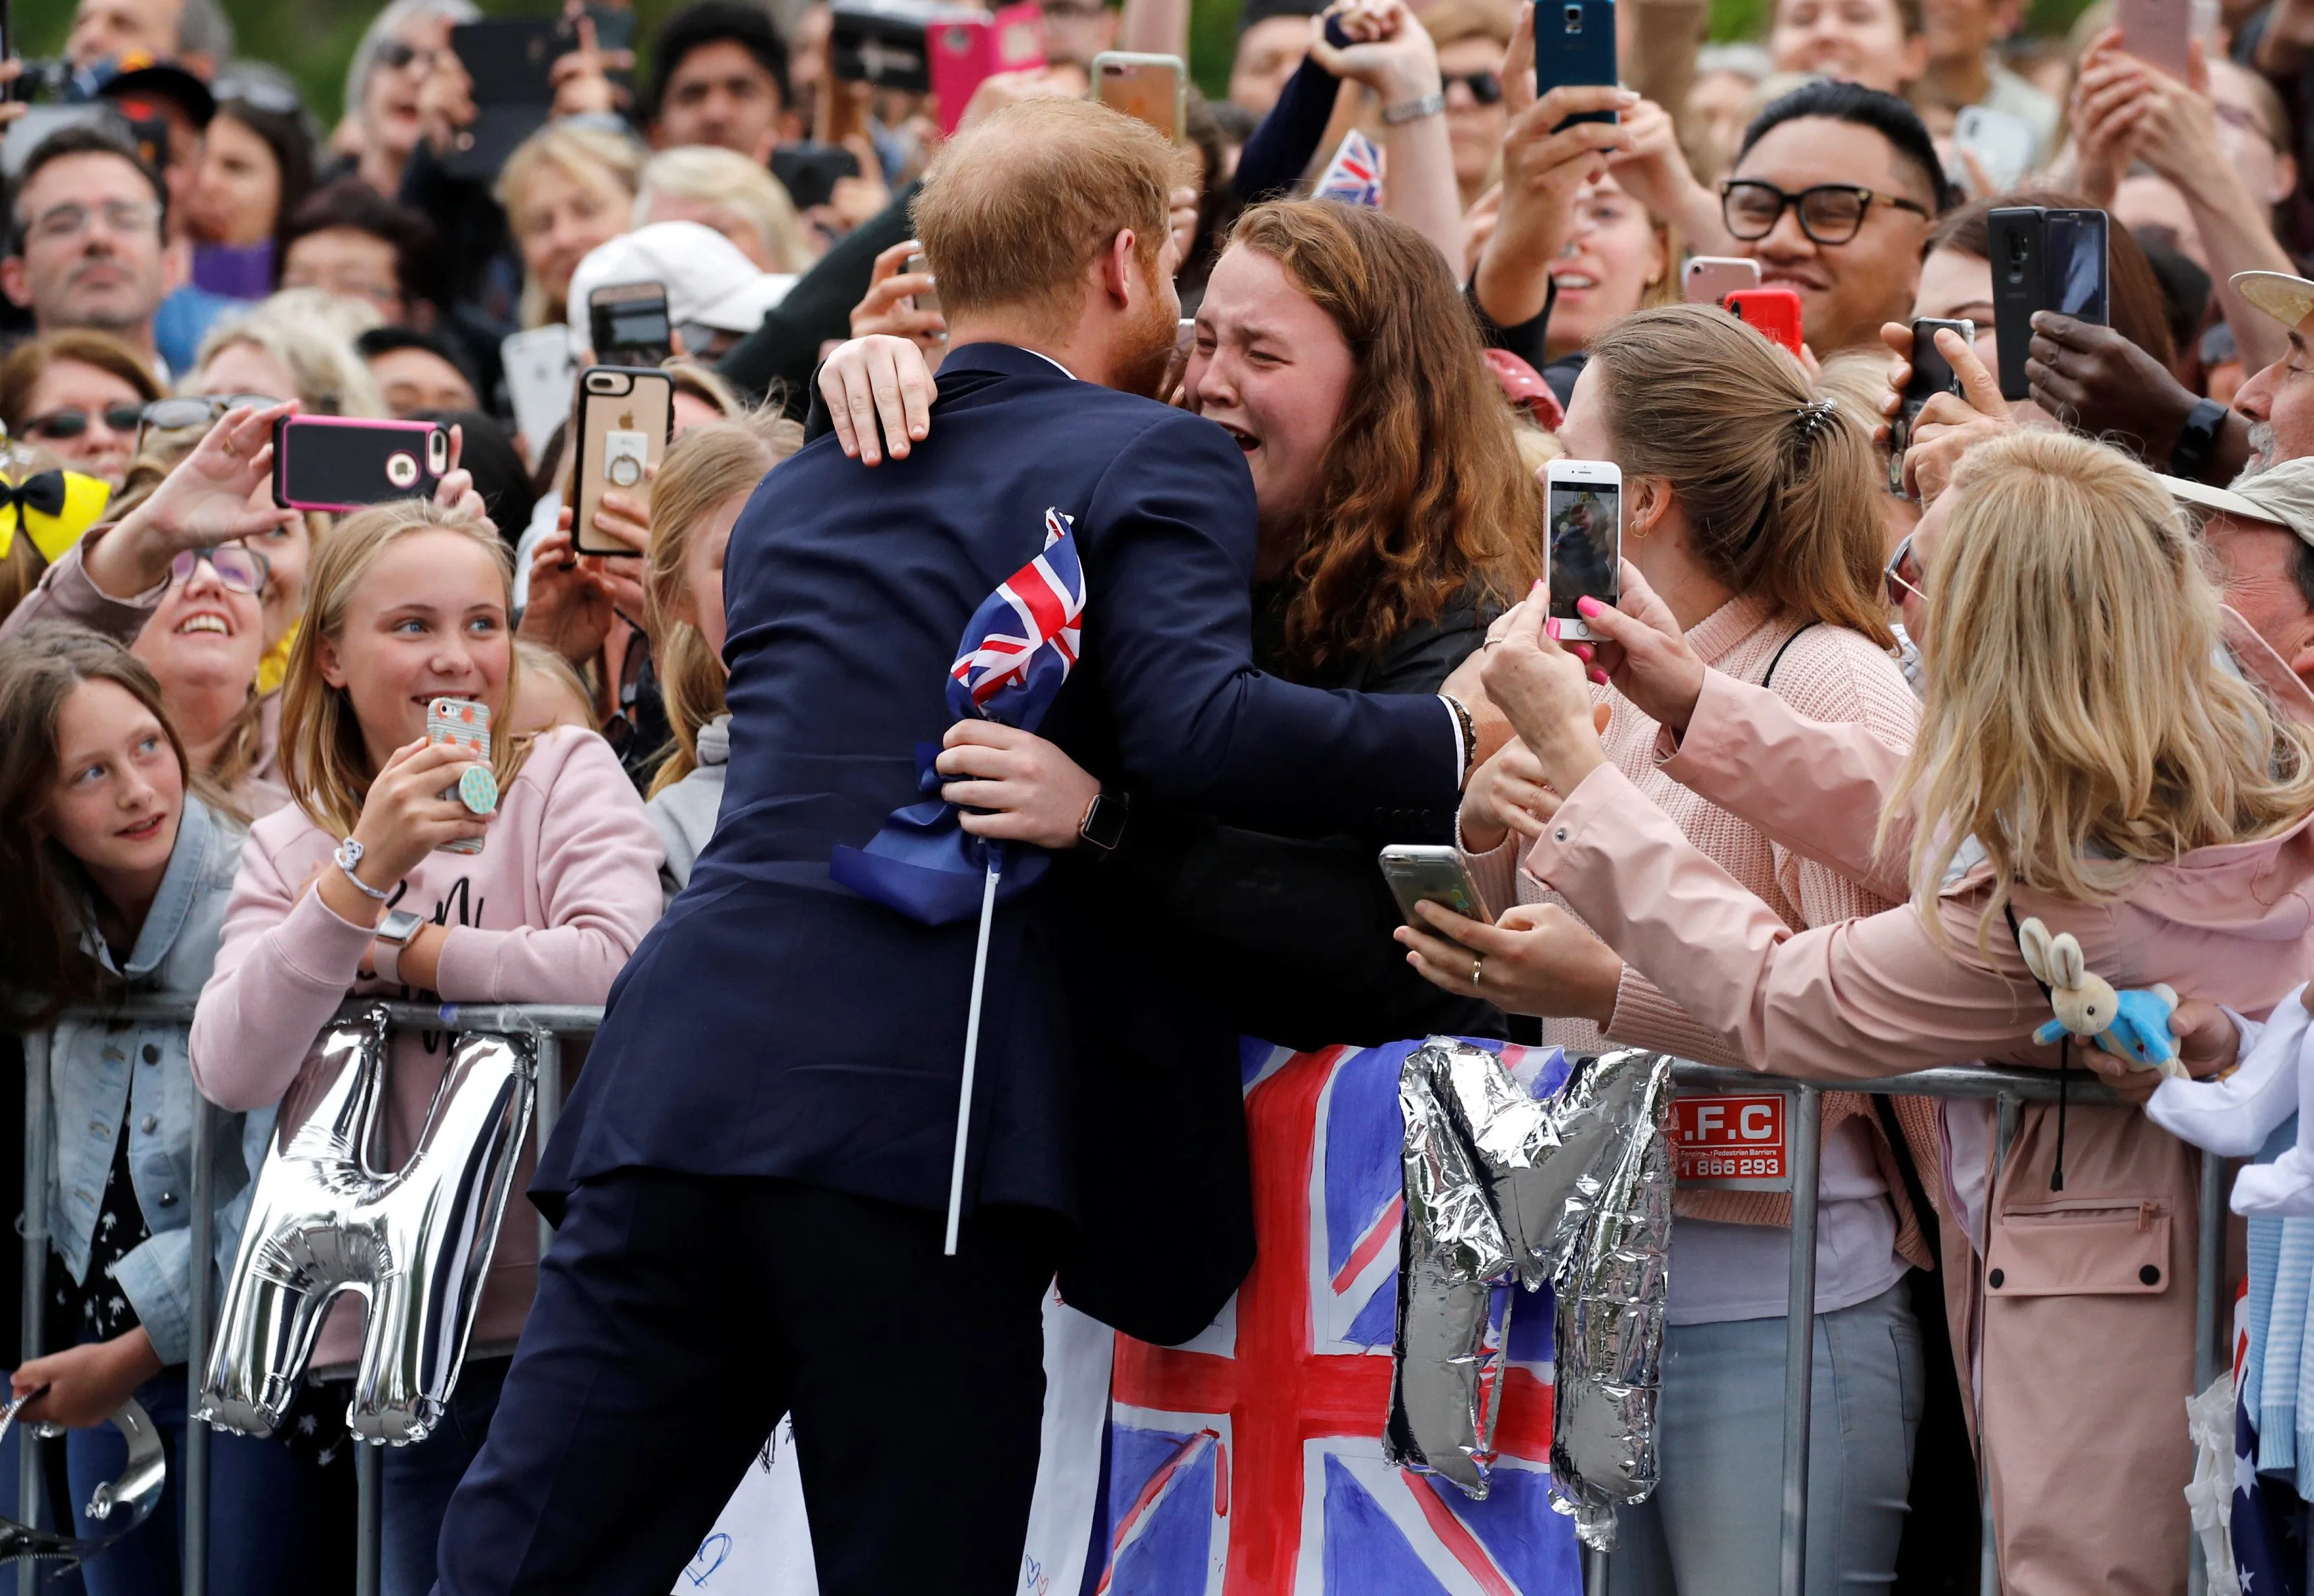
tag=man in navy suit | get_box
[434,99,1475,1595]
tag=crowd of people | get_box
[2,0,2314,1587]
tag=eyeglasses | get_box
[26,200,163,245]
[1719,179,1930,246]
[1443,70,1503,104]
[20,404,145,441]
[136,393,280,456]
[168,545,269,595]
[1884,534,1926,607]
[372,38,440,72]
[214,76,305,118]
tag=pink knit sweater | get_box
[190,725,664,1370]
[1462,593,1939,1254]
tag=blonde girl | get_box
[190,495,662,1596]
[497,124,646,329]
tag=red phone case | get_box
[927,1,1041,134]
[1722,287,1806,358]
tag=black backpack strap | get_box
[2002,902,2072,1192]
[1759,620,1822,690]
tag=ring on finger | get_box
[1472,955,1484,990]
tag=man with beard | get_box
[2,128,175,379]
[433,97,1475,1596]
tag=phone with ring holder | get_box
[569,366,674,557]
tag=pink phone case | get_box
[272,416,448,514]
[928,1,1042,134]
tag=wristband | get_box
[334,838,390,901]
[1382,91,1445,124]
[1441,694,1478,789]
[2169,397,2229,482]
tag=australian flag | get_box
[1091,1038,1584,1594]
[1314,131,1384,209]
[829,508,1087,924]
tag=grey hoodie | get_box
[645,713,729,902]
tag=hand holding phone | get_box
[569,366,673,557]
[1544,459,1622,639]
[1989,206,2108,399]
[1379,845,1494,934]
[274,418,449,512]
[426,697,494,856]
[1892,317,1973,495]
[1535,0,1619,129]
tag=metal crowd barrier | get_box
[12,1004,2224,1596]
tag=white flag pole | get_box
[943,861,1002,1256]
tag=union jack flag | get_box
[1092,1038,1585,1595]
[1314,132,1384,209]
[948,507,1086,722]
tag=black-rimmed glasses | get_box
[1720,179,1931,246]
[168,545,269,595]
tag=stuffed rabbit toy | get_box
[2016,917,2186,1078]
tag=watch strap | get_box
[372,937,402,988]
[1382,90,1446,124]
[2169,397,2228,481]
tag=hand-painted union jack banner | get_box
[828,506,1086,924]
[947,506,1086,721]
[1314,132,1384,209]
[1090,1038,1585,1595]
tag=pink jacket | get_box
[190,725,664,1371]
[1462,596,1940,1257]
[1517,614,2314,1595]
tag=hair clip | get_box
[1794,396,1837,441]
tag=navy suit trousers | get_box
[431,1173,1062,1595]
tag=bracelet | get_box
[333,838,389,902]
[1382,90,1445,124]
[2168,397,2229,482]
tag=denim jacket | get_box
[38,797,273,1366]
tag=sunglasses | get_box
[1884,534,1925,607]
[372,38,439,71]
[169,544,270,596]
[214,77,306,118]
[20,404,145,441]
[1443,70,1503,104]
[137,393,280,456]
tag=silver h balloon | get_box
[198,1005,537,1446]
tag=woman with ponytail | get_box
[641,413,801,900]
[1416,302,1935,1595]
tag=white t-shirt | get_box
[1666,1116,1911,1325]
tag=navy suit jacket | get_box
[537,344,1461,1231]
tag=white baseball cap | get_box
[2234,270,2314,332]
[566,222,798,346]
[2161,473,2287,528]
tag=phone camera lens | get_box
[1564,5,1583,27]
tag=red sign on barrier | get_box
[1672,1094,1791,1190]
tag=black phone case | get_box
[1536,0,1619,128]
[828,0,934,92]
[590,290,673,368]
[273,420,447,510]
[770,143,861,210]
[1988,206,2043,403]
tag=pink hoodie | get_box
[190,725,664,1370]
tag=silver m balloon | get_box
[198,1005,537,1445]
[0,1391,164,1566]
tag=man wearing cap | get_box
[567,221,797,362]
[2233,270,2314,474]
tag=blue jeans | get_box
[379,1355,506,1596]
[1607,1281,1925,1596]
[0,1363,340,1596]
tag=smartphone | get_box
[273,417,448,512]
[2116,0,2193,80]
[1988,206,2042,401]
[926,2,1042,135]
[588,280,672,368]
[1724,286,1805,356]
[444,19,559,179]
[1378,845,1493,932]
[569,366,673,557]
[770,141,862,210]
[1536,0,1619,130]
[1094,51,1187,144]
[427,697,491,856]
[1681,255,1759,305]
[1891,317,1973,495]
[2046,207,2110,326]
[1953,104,2034,195]
[500,325,575,468]
[830,0,935,92]
[902,249,944,338]
[1544,458,1622,640]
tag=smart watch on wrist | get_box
[1078,791,1131,854]
[2168,397,2229,482]
[371,908,425,987]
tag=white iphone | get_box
[1681,255,1760,306]
[1544,458,1622,641]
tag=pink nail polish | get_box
[1545,617,1562,641]
[1576,596,1601,616]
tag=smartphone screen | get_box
[2045,209,2110,325]
[590,284,672,366]
[1546,477,1620,621]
